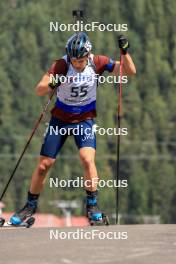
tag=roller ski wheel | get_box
[88,211,110,226]
[25,217,35,228]
[0,217,5,227]
[102,213,110,225]
[0,216,35,228]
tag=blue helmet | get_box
[66,32,92,59]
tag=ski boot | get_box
[86,191,109,226]
[10,201,36,227]
[10,192,38,227]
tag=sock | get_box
[27,191,40,208]
[86,190,98,207]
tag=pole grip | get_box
[72,10,83,19]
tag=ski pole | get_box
[115,50,123,224]
[0,87,57,201]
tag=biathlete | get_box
[10,33,136,225]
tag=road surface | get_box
[0,225,176,264]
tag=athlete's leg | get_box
[30,116,68,195]
[79,147,103,221]
[10,116,68,224]
[79,147,99,192]
[29,156,55,194]
[74,119,104,221]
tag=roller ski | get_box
[87,208,110,226]
[86,191,109,226]
[0,199,37,228]
[0,216,35,228]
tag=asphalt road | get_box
[0,225,176,264]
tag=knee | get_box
[80,154,95,167]
[38,158,55,174]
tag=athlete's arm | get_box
[35,59,67,96]
[35,74,53,96]
[112,53,136,76]
[112,35,136,76]
[94,52,136,77]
